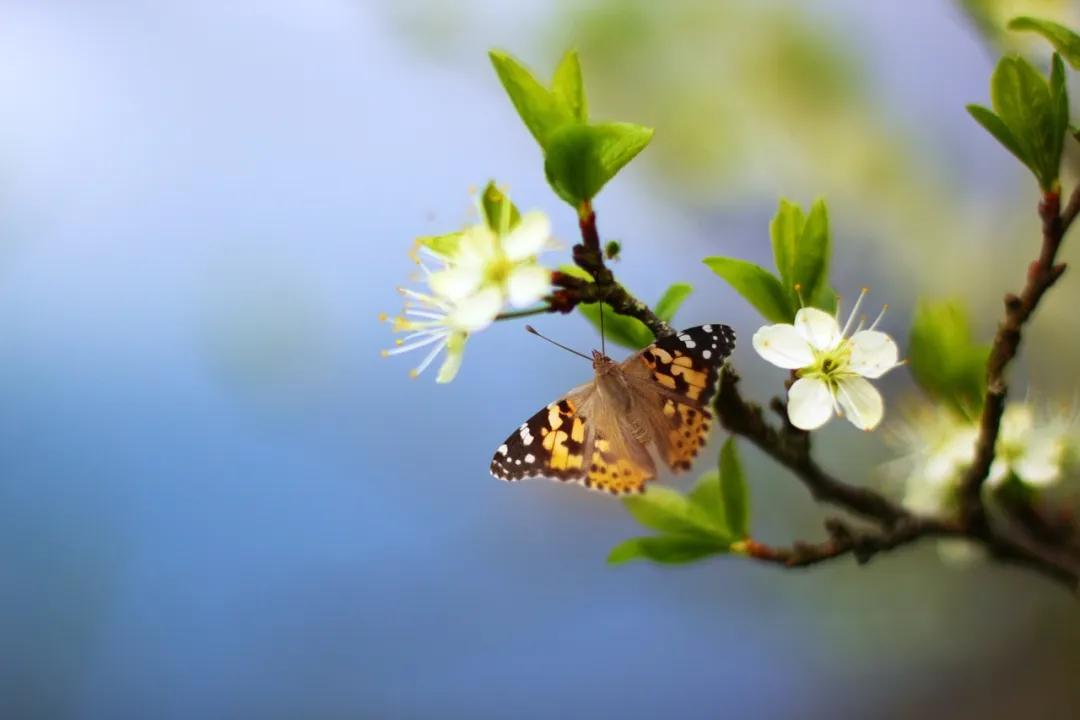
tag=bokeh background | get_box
[2,1,1079,718]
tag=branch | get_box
[958,186,1078,531]
[535,205,1079,590]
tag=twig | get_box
[538,203,1079,591]
[958,185,1078,531]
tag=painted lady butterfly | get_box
[490,324,736,494]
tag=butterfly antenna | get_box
[525,325,592,361]
[599,300,606,357]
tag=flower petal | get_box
[502,211,551,261]
[506,264,551,308]
[835,376,884,430]
[456,225,498,267]
[1014,435,1065,487]
[847,330,900,379]
[794,307,842,351]
[435,331,467,383]
[447,287,502,332]
[428,266,483,302]
[787,377,834,430]
[999,403,1034,446]
[752,324,815,369]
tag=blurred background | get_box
[2,0,1079,718]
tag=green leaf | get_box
[908,299,990,415]
[479,181,521,233]
[985,54,1065,190]
[654,283,693,323]
[1009,16,1080,68]
[719,437,749,539]
[560,265,674,350]
[768,198,834,313]
[966,104,1026,165]
[769,199,803,296]
[1049,54,1069,170]
[544,122,654,206]
[622,486,725,537]
[607,535,729,565]
[489,50,574,148]
[552,50,588,122]
[703,256,794,323]
[416,231,463,258]
[579,302,654,350]
[687,470,724,526]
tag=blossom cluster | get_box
[382,192,553,382]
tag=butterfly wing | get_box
[489,387,656,495]
[623,324,736,471]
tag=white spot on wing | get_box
[703,350,712,359]
[497,444,508,456]
[525,453,535,463]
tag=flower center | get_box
[484,257,514,286]
[801,342,852,385]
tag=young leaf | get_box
[416,231,463,258]
[579,302,654,349]
[908,299,990,415]
[607,535,730,565]
[654,283,693,323]
[544,122,654,206]
[622,486,726,537]
[687,470,724,526]
[984,54,1064,190]
[768,199,834,313]
[489,50,574,148]
[552,50,588,122]
[966,104,1026,164]
[703,257,794,323]
[769,199,804,294]
[560,265,678,350]
[719,438,749,539]
[793,199,832,311]
[480,181,521,233]
[1009,16,1080,68]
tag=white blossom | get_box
[753,289,901,431]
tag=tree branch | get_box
[958,186,1077,532]
[536,204,1079,591]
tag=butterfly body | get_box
[490,324,736,494]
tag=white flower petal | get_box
[502,211,551,261]
[794,307,842,351]
[835,375,884,430]
[752,324,815,369]
[447,288,502,332]
[428,266,482,302]
[1014,435,1065,487]
[847,330,900,379]
[999,403,1034,446]
[986,459,1009,488]
[506,264,551,308]
[787,377,835,430]
[435,331,467,383]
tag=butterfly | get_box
[490,324,736,495]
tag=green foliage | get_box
[1009,16,1080,68]
[705,198,835,323]
[562,266,692,350]
[543,122,654,207]
[609,438,750,565]
[967,53,1069,191]
[552,50,588,122]
[653,283,693,323]
[719,438,749,540]
[490,49,653,207]
[415,231,462,258]
[480,181,521,233]
[489,50,577,147]
[908,300,991,416]
[703,257,794,323]
[769,198,835,313]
